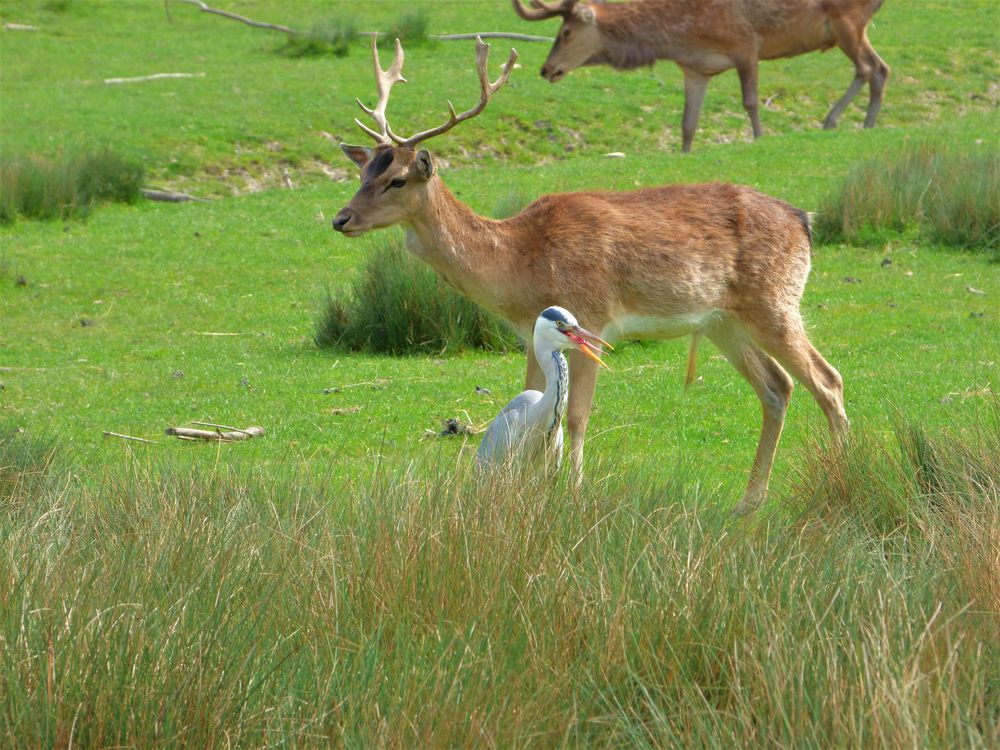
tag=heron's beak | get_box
[566,325,612,369]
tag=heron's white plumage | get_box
[476,306,605,473]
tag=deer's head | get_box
[333,37,518,237]
[512,0,600,82]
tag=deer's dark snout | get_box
[332,210,353,233]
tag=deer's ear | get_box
[413,150,435,181]
[574,5,596,23]
[340,144,374,169]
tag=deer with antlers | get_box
[332,37,849,511]
[512,0,889,152]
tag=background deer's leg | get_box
[735,57,763,139]
[742,313,850,439]
[680,70,710,153]
[824,16,884,129]
[707,319,794,513]
[860,35,889,128]
[566,352,600,489]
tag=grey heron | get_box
[476,306,610,472]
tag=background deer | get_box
[332,37,849,511]
[512,0,889,152]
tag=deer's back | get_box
[504,183,811,330]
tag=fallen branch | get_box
[141,187,211,203]
[104,72,205,85]
[166,425,265,442]
[167,1,554,43]
[430,32,553,42]
[167,0,295,34]
[3,22,40,31]
[103,431,159,445]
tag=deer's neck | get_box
[403,180,515,313]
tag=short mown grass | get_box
[814,142,1000,256]
[0,147,143,224]
[315,236,520,354]
[1,409,996,747]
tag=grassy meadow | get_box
[1,0,999,746]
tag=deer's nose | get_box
[332,210,353,232]
[540,65,549,78]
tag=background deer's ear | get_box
[340,144,374,169]
[575,5,596,23]
[414,150,435,181]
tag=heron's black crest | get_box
[540,306,572,325]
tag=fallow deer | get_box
[512,0,889,152]
[332,37,849,511]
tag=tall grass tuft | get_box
[0,147,143,223]
[1,406,997,747]
[387,9,430,45]
[279,15,356,58]
[315,237,519,354]
[814,142,999,255]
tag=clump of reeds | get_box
[1,404,996,747]
[814,142,999,256]
[0,147,144,223]
[314,236,519,354]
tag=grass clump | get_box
[387,8,430,45]
[0,147,143,223]
[315,237,519,355]
[1,409,997,747]
[279,15,356,58]
[814,142,999,255]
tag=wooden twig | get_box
[165,425,265,442]
[140,187,211,203]
[430,32,553,42]
[103,431,159,445]
[167,0,295,34]
[104,72,205,85]
[3,22,40,31]
[168,1,554,43]
[189,421,254,435]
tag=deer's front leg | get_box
[566,352,600,489]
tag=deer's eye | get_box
[389,178,406,189]
[562,29,571,40]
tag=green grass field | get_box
[1,0,999,746]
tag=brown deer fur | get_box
[513,0,889,151]
[334,144,849,511]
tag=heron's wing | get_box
[476,390,543,467]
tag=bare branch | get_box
[140,188,211,203]
[103,431,159,445]
[167,0,297,35]
[105,72,205,85]
[165,425,265,442]
[3,22,40,31]
[431,32,553,42]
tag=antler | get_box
[392,36,519,149]
[354,35,407,145]
[511,0,577,21]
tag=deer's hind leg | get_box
[707,318,795,513]
[824,16,889,129]
[741,312,850,439]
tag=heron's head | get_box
[535,306,611,367]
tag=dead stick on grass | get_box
[103,431,159,445]
[141,188,211,203]
[104,72,206,85]
[167,1,553,43]
[166,426,265,442]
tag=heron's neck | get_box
[535,342,570,437]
